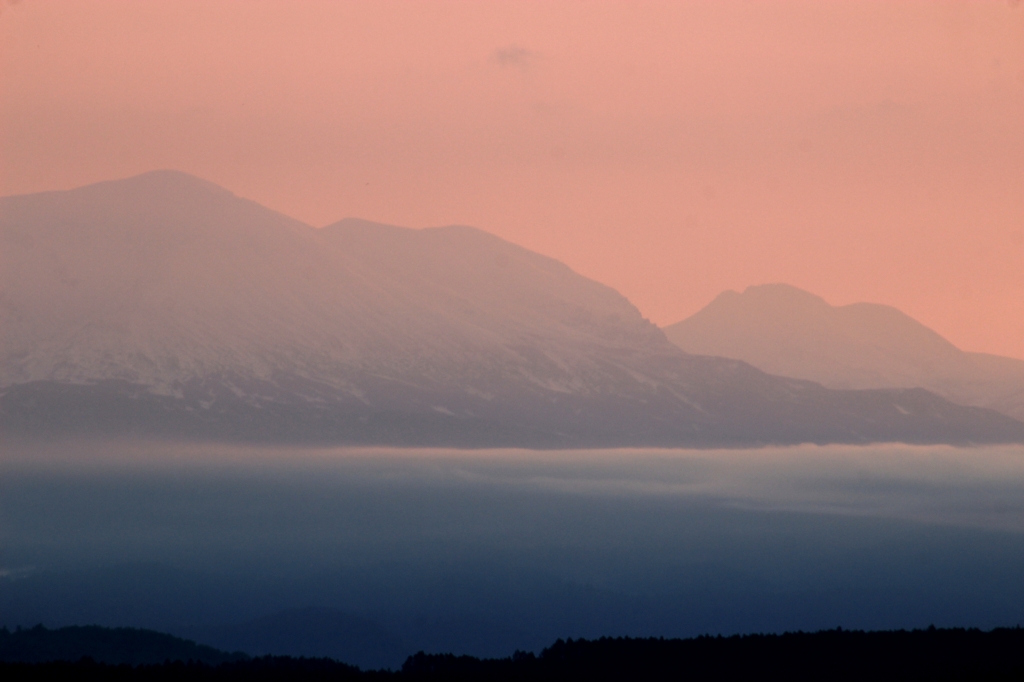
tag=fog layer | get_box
[2,444,1023,668]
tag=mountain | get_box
[663,284,1024,421]
[2,172,1022,446]
[187,608,408,670]
[0,624,243,666]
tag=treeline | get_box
[3,625,1024,680]
[400,628,1024,681]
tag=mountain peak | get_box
[319,217,417,238]
[684,284,834,334]
[60,169,240,210]
[108,169,235,195]
[664,283,964,375]
[664,284,1024,420]
[0,170,234,203]
[738,283,832,307]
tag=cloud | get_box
[491,45,538,68]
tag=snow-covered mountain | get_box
[663,283,1024,421]
[2,172,1022,446]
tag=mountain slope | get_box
[2,174,1022,446]
[663,284,1024,421]
[187,608,408,670]
[0,624,242,666]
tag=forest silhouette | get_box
[3,624,1024,680]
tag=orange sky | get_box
[2,0,1022,359]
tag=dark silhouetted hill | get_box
[0,624,243,666]
[190,608,408,671]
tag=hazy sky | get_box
[2,1,1022,358]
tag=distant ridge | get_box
[2,173,1023,446]
[0,624,243,666]
[664,283,1024,421]
[188,607,408,671]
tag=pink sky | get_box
[2,0,1022,359]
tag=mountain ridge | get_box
[2,173,1022,446]
[664,283,1024,421]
